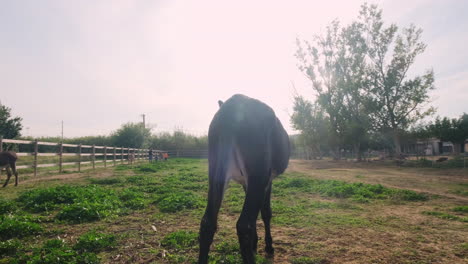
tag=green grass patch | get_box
[74,231,117,253]
[0,239,22,257]
[88,178,122,185]
[423,211,468,222]
[155,191,204,213]
[0,197,17,215]
[161,230,198,250]
[453,205,468,213]
[28,239,99,264]
[56,201,120,223]
[274,175,428,202]
[291,256,328,264]
[0,215,42,239]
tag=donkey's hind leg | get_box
[2,165,12,188]
[261,182,274,255]
[11,162,18,186]
[199,175,226,264]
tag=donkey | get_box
[199,94,290,263]
[0,151,19,187]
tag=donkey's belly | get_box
[227,147,247,187]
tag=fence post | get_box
[113,147,116,167]
[121,147,124,164]
[78,144,82,172]
[58,142,63,173]
[103,146,107,168]
[127,148,130,164]
[0,136,3,152]
[33,140,39,177]
[92,144,96,169]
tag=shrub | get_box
[0,215,42,239]
[161,231,198,250]
[74,231,116,253]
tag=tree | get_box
[358,3,435,155]
[0,103,23,139]
[111,122,151,148]
[429,114,468,155]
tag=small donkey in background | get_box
[0,151,19,187]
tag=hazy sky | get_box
[1,0,467,138]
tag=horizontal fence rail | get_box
[0,137,167,177]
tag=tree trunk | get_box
[354,142,362,161]
[392,129,402,157]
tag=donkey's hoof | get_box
[265,246,274,255]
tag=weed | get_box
[74,231,117,253]
[161,230,198,250]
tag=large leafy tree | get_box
[296,18,371,160]
[358,3,435,155]
[295,21,348,159]
[0,103,23,139]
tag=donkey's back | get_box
[0,151,18,166]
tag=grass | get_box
[0,158,466,263]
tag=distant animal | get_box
[198,94,290,264]
[0,151,19,187]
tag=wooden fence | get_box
[0,137,166,176]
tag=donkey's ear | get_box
[218,100,223,108]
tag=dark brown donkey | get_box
[199,94,290,263]
[0,151,19,187]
